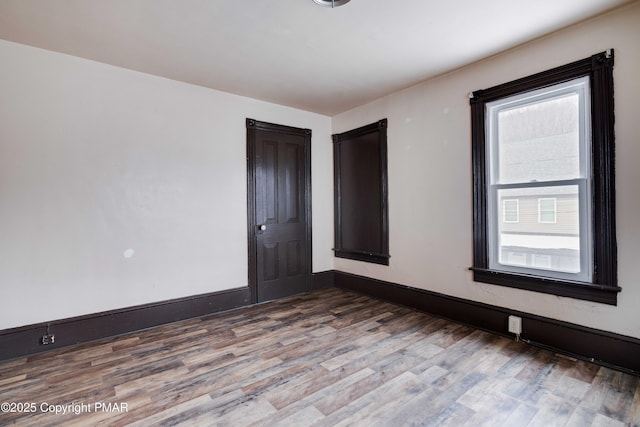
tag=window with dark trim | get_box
[333,119,390,265]
[469,50,619,305]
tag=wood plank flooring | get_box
[1,288,639,426]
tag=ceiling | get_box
[0,0,633,116]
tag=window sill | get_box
[334,249,390,266]
[469,267,620,305]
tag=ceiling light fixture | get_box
[313,0,351,8]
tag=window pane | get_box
[503,199,518,223]
[497,94,580,184]
[497,186,580,273]
[538,198,557,223]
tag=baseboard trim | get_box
[4,271,638,375]
[0,287,251,362]
[0,271,333,362]
[312,270,335,290]
[334,270,640,375]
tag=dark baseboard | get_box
[334,270,640,375]
[312,270,335,290]
[0,287,251,362]
[4,271,638,375]
[1,271,331,362]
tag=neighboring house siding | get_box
[501,194,578,236]
[499,193,580,272]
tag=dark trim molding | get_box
[470,50,614,104]
[5,271,637,375]
[470,50,618,305]
[312,270,335,290]
[334,271,640,375]
[332,119,390,265]
[0,287,250,362]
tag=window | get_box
[470,50,619,305]
[488,78,589,281]
[503,199,519,223]
[538,198,557,224]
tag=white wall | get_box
[332,2,640,339]
[2,3,638,338]
[0,39,333,330]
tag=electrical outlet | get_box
[508,316,522,335]
[41,334,55,345]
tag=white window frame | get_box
[502,199,519,223]
[485,76,593,283]
[538,198,557,224]
[532,253,552,269]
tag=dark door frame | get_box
[332,119,390,265]
[246,118,312,304]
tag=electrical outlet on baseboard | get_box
[41,334,55,345]
[508,315,522,335]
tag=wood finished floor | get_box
[1,288,639,426]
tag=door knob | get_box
[258,224,267,231]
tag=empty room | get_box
[1,0,639,425]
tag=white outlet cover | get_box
[508,315,522,334]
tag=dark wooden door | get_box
[246,119,311,303]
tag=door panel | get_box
[285,143,301,223]
[247,119,311,303]
[262,242,279,281]
[287,240,302,276]
[263,140,279,224]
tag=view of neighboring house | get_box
[499,189,580,272]
[493,94,583,274]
